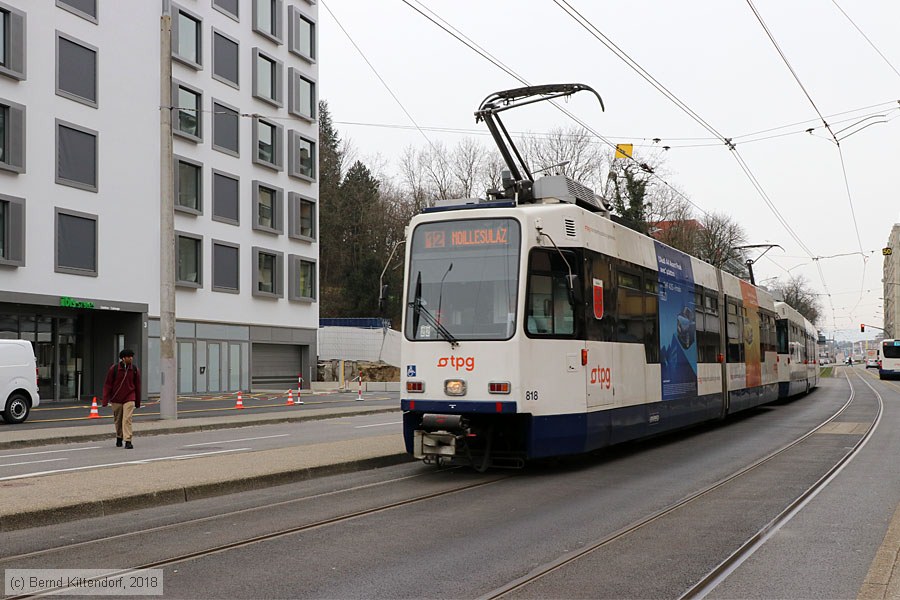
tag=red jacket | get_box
[102,361,141,408]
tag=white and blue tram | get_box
[774,302,819,396]
[399,84,818,469]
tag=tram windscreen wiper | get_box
[409,271,459,348]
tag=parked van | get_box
[0,340,40,424]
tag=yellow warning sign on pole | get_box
[615,144,633,159]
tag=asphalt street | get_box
[0,411,404,480]
[3,389,399,430]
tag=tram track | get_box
[2,470,513,599]
[479,370,879,600]
[4,375,873,599]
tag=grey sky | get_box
[319,0,900,340]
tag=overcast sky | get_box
[318,0,900,341]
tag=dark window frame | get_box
[0,193,24,267]
[211,169,240,225]
[211,28,240,88]
[174,154,203,215]
[56,0,97,23]
[172,79,203,142]
[211,239,240,294]
[172,3,202,70]
[55,119,98,192]
[175,230,203,288]
[55,207,98,277]
[288,254,316,302]
[55,31,98,107]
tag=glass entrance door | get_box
[57,318,77,400]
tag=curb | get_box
[0,407,401,450]
[0,452,413,532]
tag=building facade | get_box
[0,0,319,401]
[884,224,900,338]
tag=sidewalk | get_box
[0,405,409,532]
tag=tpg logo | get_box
[437,356,475,372]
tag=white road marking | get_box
[0,458,68,468]
[354,421,403,429]
[0,448,250,481]
[183,434,289,447]
[0,446,101,458]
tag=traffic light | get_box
[860,324,865,332]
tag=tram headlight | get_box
[444,379,467,396]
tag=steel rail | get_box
[680,369,883,599]
[480,377,864,600]
[0,467,480,565]
[6,472,512,599]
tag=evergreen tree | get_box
[318,101,345,317]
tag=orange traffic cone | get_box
[89,397,101,419]
[286,390,294,405]
[235,391,244,409]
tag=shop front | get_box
[0,291,147,402]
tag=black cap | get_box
[119,348,135,359]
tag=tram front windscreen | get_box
[405,218,521,342]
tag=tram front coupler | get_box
[413,414,470,460]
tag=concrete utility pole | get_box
[159,5,177,419]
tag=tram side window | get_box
[776,319,788,354]
[586,252,615,342]
[644,276,659,364]
[526,249,577,337]
[615,271,644,345]
[726,300,744,362]
[696,288,720,362]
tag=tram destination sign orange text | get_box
[424,226,509,249]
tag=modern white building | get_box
[0,0,319,401]
[884,224,900,338]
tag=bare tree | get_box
[520,126,606,190]
[772,275,821,324]
[693,212,749,278]
[449,137,489,198]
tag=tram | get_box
[880,339,900,379]
[399,84,818,469]
[774,302,819,396]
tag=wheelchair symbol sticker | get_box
[406,365,416,377]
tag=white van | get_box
[0,340,40,424]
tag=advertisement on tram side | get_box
[655,242,698,402]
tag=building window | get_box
[212,240,239,293]
[288,192,315,241]
[56,120,98,192]
[252,180,283,234]
[173,4,202,69]
[175,156,202,214]
[288,131,315,180]
[253,0,282,43]
[0,3,25,81]
[212,0,238,20]
[289,255,316,301]
[173,81,202,141]
[288,6,315,61]
[252,117,283,171]
[212,100,239,156]
[0,99,24,173]
[0,194,24,267]
[55,208,97,276]
[57,0,97,23]
[253,247,283,298]
[288,68,315,120]
[56,33,97,107]
[252,48,282,106]
[212,169,239,225]
[176,232,202,287]
[212,29,239,88]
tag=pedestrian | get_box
[102,348,141,449]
